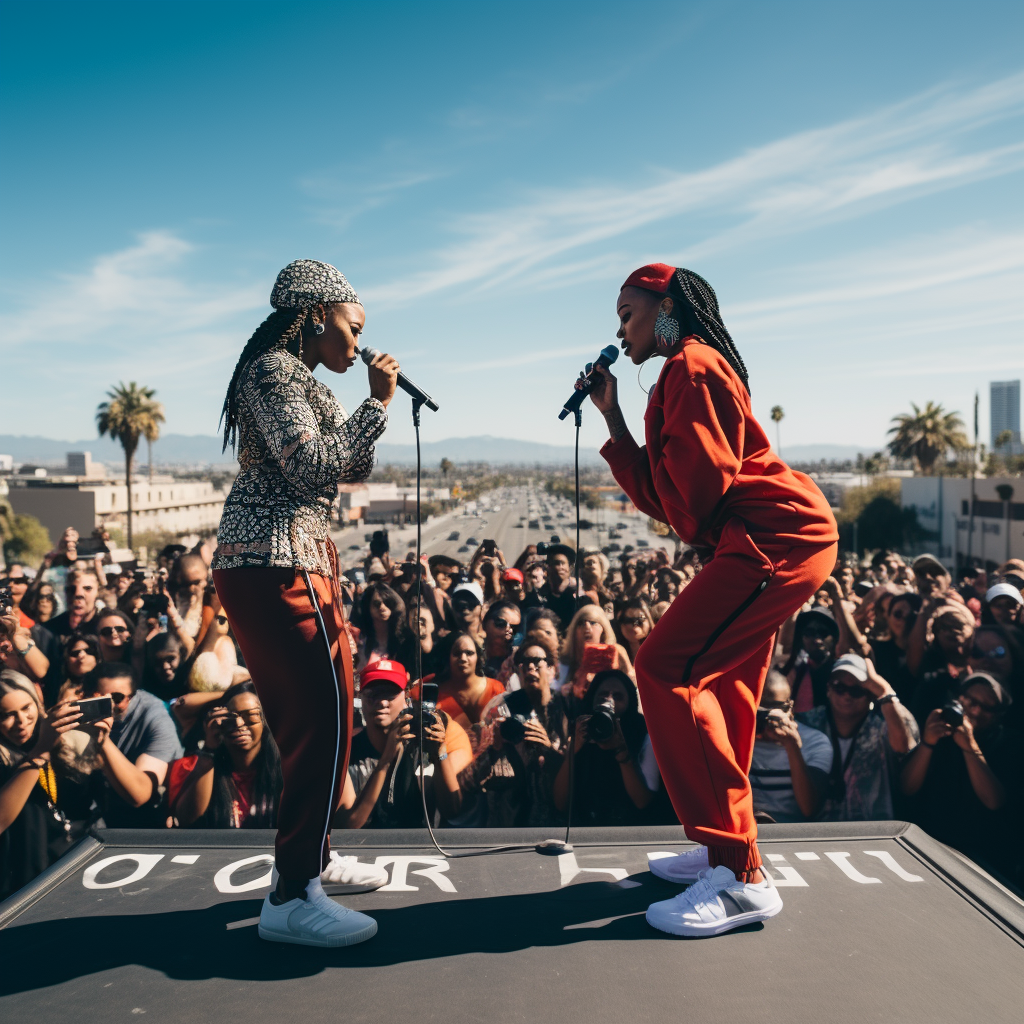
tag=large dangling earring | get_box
[314,321,325,335]
[654,308,680,355]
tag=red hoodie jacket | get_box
[601,338,838,551]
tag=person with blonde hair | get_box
[559,605,634,705]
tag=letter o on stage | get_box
[83,853,165,889]
[214,854,275,893]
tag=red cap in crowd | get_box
[621,263,676,294]
[502,568,524,584]
[360,659,409,690]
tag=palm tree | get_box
[439,458,453,482]
[140,387,166,483]
[97,382,164,552]
[887,401,968,474]
[770,406,784,455]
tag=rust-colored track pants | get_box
[634,518,837,874]
[213,567,353,881]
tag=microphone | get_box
[356,346,439,413]
[558,345,619,420]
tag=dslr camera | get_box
[587,698,618,743]
[499,688,535,744]
[404,681,441,743]
[940,700,964,728]
[141,593,169,617]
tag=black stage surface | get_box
[2,822,1022,1023]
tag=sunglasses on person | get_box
[971,644,1007,659]
[621,615,648,627]
[489,617,514,631]
[109,692,130,705]
[221,709,261,730]
[828,680,870,699]
[518,655,548,668]
[959,692,1000,715]
[99,626,130,638]
[889,608,909,620]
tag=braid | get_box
[220,308,309,451]
[670,269,751,394]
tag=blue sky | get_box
[1,0,1022,456]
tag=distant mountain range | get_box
[0,433,607,467]
[0,434,878,469]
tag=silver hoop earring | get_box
[313,322,325,335]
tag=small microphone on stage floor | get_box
[558,344,619,420]
[356,346,439,412]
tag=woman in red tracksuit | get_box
[590,264,838,938]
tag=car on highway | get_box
[457,545,469,553]
[466,537,478,545]
[606,543,621,552]
[448,531,460,541]
[608,530,621,539]
[636,538,649,547]
[528,519,539,529]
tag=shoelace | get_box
[677,870,720,909]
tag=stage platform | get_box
[1,822,1021,1023]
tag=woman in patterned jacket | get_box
[213,259,398,948]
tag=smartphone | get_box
[580,643,616,675]
[482,539,497,556]
[75,696,114,724]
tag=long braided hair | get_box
[219,307,311,452]
[666,268,750,394]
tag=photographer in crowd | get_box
[337,660,467,828]
[460,635,568,827]
[169,682,282,828]
[798,654,918,821]
[553,669,653,826]
[750,670,832,822]
[902,672,1022,876]
[83,662,182,827]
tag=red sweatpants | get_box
[213,567,353,880]
[634,518,837,874]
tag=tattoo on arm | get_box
[604,405,628,443]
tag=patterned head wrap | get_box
[621,264,750,393]
[270,259,360,310]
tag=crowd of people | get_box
[2,520,1023,899]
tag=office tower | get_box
[991,380,1021,454]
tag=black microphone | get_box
[558,345,619,420]
[356,346,439,412]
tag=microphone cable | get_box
[410,399,573,859]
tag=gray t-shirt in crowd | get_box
[750,722,833,822]
[110,688,183,766]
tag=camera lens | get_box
[588,700,617,743]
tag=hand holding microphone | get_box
[558,344,619,420]
[362,348,401,407]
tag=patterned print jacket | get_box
[213,349,387,577]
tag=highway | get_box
[332,485,666,571]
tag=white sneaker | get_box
[646,865,783,938]
[648,846,710,884]
[271,853,389,894]
[258,876,378,947]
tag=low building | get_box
[901,476,1023,570]
[7,475,226,542]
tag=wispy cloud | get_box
[0,231,263,348]
[363,72,1024,304]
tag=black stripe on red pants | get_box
[213,567,354,880]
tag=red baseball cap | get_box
[621,263,676,294]
[502,568,524,584]
[360,659,409,690]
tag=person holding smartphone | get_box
[589,264,838,937]
[212,260,398,948]
[0,670,92,900]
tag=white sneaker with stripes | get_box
[648,846,710,884]
[258,876,378,947]
[271,853,389,894]
[646,865,783,937]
